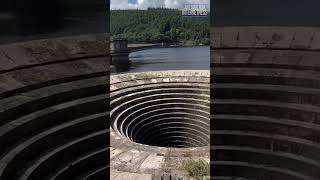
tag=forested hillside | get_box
[111,8,209,45]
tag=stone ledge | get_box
[0,34,110,71]
[211,27,320,50]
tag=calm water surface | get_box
[127,46,210,73]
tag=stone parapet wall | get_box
[211,27,320,50]
[0,33,109,71]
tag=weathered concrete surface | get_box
[0,34,110,180]
[211,27,320,180]
[111,169,153,180]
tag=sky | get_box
[111,0,210,10]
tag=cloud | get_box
[110,0,139,9]
[111,0,210,10]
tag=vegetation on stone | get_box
[111,8,209,45]
[183,159,209,180]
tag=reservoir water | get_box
[127,46,210,73]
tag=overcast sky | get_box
[111,0,210,10]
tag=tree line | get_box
[111,8,209,45]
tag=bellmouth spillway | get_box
[211,26,320,180]
[0,34,109,180]
[110,70,210,148]
[110,70,210,177]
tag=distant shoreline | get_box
[129,43,208,49]
[171,44,209,48]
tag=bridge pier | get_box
[110,39,131,72]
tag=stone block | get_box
[220,28,238,48]
[254,29,274,48]
[291,28,314,49]
[237,28,256,48]
[270,29,295,49]
[309,30,320,50]
[211,28,221,48]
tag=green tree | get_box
[111,8,209,45]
